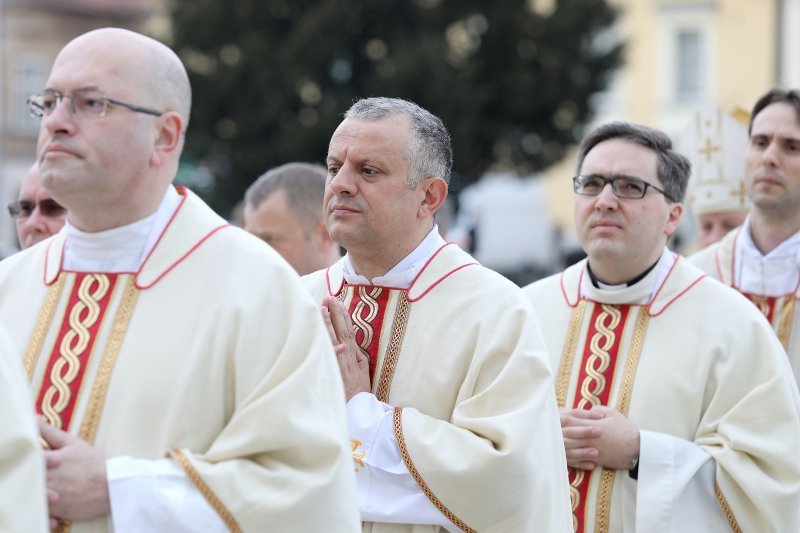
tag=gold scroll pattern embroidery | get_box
[41,274,111,429]
[569,304,622,531]
[576,304,622,410]
[352,286,382,352]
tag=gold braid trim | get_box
[392,407,475,533]
[714,483,743,533]
[777,296,796,351]
[556,300,587,406]
[594,308,649,532]
[24,273,68,378]
[78,277,138,443]
[375,292,411,402]
[170,449,243,533]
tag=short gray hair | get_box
[245,162,327,231]
[344,97,453,189]
[575,121,690,203]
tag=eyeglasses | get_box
[572,175,675,202]
[7,199,66,219]
[27,88,163,119]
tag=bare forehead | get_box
[581,138,658,178]
[328,116,411,157]
[751,102,800,137]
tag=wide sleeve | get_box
[396,295,572,532]
[694,313,800,531]
[167,268,360,532]
[0,327,48,533]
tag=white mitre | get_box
[679,105,750,215]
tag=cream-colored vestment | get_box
[524,253,800,532]
[691,225,800,384]
[0,326,47,532]
[0,189,359,533]
[305,243,572,532]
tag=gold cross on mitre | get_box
[698,135,721,163]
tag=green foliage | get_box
[168,0,623,213]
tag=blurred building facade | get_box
[542,0,800,250]
[0,0,164,254]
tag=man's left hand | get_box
[39,418,111,523]
[560,406,640,471]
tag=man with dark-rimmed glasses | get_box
[0,27,358,533]
[7,162,66,249]
[524,121,800,532]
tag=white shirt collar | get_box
[62,187,182,273]
[343,225,445,289]
[580,247,675,305]
[735,216,800,295]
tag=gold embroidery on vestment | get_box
[78,276,139,443]
[577,304,622,409]
[353,287,382,351]
[376,291,411,402]
[41,274,111,429]
[714,483,743,532]
[24,273,67,379]
[556,300,586,407]
[170,448,243,533]
[777,297,796,351]
[393,407,475,533]
[594,309,649,533]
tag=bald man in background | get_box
[7,162,66,249]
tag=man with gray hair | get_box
[244,162,340,275]
[524,121,800,532]
[304,96,571,531]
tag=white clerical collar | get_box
[63,186,182,273]
[580,247,675,305]
[735,216,800,296]
[343,225,445,288]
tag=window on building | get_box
[11,57,49,137]
[676,29,705,102]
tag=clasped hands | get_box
[559,406,640,471]
[321,296,370,401]
[38,417,110,530]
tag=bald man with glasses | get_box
[0,28,358,533]
[523,121,800,532]
[7,163,66,249]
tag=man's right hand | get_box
[321,296,370,401]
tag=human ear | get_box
[418,177,448,219]
[664,202,683,237]
[150,111,184,167]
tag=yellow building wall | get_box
[543,0,776,237]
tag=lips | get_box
[328,201,361,215]
[42,144,79,159]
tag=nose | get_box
[761,140,781,168]
[593,182,619,210]
[42,96,76,137]
[328,164,358,196]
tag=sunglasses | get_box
[7,199,66,219]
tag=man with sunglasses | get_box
[524,121,800,532]
[0,28,358,532]
[7,162,66,249]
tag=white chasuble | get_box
[691,226,800,384]
[0,188,360,533]
[525,255,800,532]
[305,243,572,533]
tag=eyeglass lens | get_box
[8,199,66,218]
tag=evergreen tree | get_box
[168,0,623,213]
